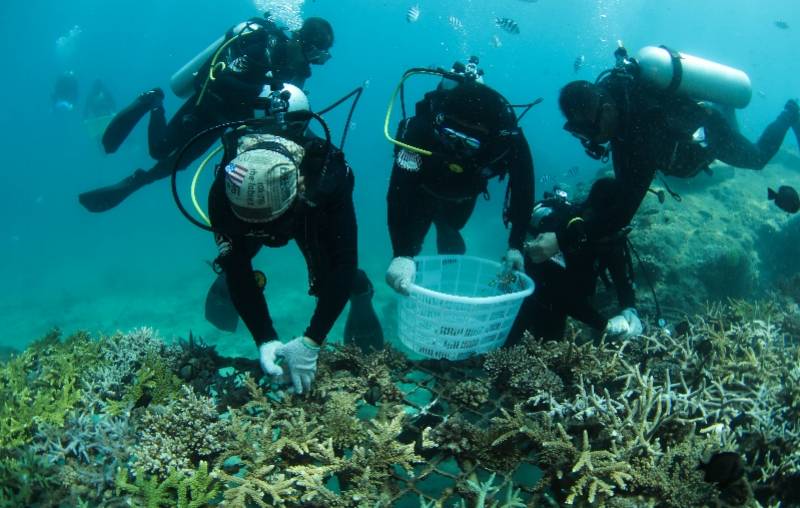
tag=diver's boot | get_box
[102,88,165,154]
[78,169,152,213]
[344,270,384,353]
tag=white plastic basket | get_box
[398,255,535,360]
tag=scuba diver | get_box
[201,83,370,393]
[534,44,800,262]
[506,178,641,346]
[83,79,117,139]
[384,60,535,293]
[52,70,78,112]
[78,15,334,214]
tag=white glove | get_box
[605,315,630,336]
[386,256,416,295]
[605,308,643,339]
[502,248,525,272]
[621,308,643,337]
[259,340,284,376]
[259,337,320,394]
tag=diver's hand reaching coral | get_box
[605,315,630,336]
[502,248,525,272]
[606,308,643,339]
[524,233,560,263]
[275,336,320,395]
[386,256,416,295]
[258,341,284,377]
[622,308,643,338]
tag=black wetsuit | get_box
[209,136,357,346]
[144,18,311,182]
[559,76,796,248]
[507,198,635,345]
[387,94,535,257]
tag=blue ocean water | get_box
[0,0,798,356]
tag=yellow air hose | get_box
[190,145,223,226]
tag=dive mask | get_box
[304,44,331,65]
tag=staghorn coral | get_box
[317,390,364,450]
[317,343,407,403]
[136,385,229,478]
[115,460,220,508]
[340,410,423,500]
[0,329,91,450]
[0,448,60,507]
[9,297,800,507]
[214,464,297,508]
[563,430,633,505]
[82,327,179,405]
[32,408,134,503]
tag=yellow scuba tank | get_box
[169,21,252,98]
[635,46,752,109]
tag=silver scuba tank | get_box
[169,21,253,98]
[635,46,752,109]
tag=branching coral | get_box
[483,342,564,397]
[0,330,90,450]
[564,431,633,505]
[115,460,220,508]
[8,299,800,507]
[136,385,229,477]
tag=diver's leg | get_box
[148,97,211,161]
[101,88,164,154]
[78,133,218,213]
[433,197,476,255]
[793,122,800,149]
[387,168,436,257]
[344,269,385,352]
[709,101,798,169]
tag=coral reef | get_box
[5,298,800,506]
[618,158,798,318]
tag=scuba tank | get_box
[170,34,227,98]
[170,19,275,98]
[635,46,752,109]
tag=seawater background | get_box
[0,0,798,357]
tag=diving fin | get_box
[102,88,164,154]
[78,168,150,213]
[205,273,239,332]
[344,269,384,353]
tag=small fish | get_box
[768,185,800,213]
[406,5,420,23]
[573,55,585,73]
[496,17,520,34]
[757,90,767,98]
[449,15,463,31]
[490,34,502,48]
[774,20,790,29]
[564,166,579,177]
[539,174,553,185]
